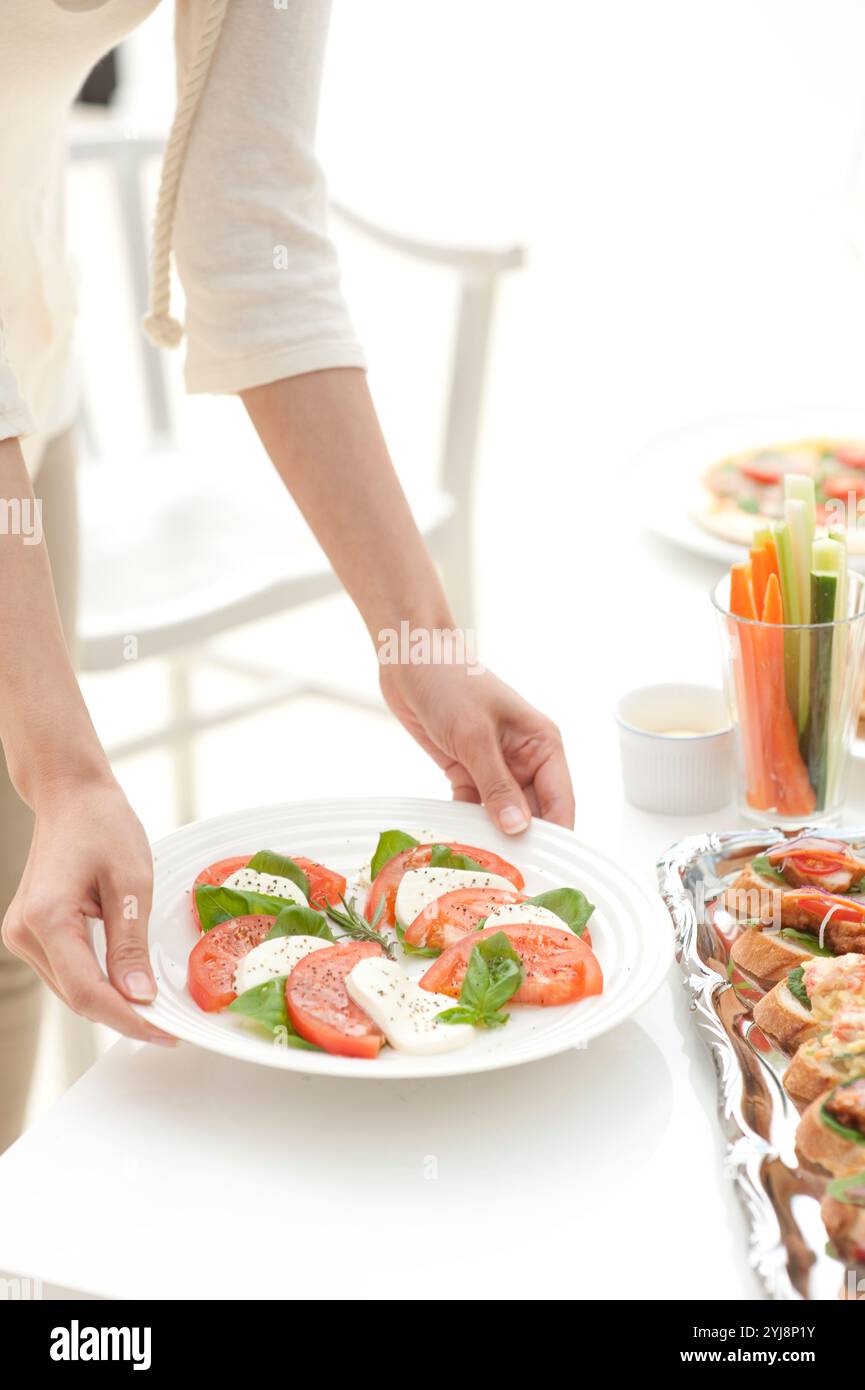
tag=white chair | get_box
[70,130,524,825]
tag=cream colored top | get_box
[0,0,364,471]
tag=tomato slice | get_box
[191,853,346,927]
[188,914,274,1012]
[191,856,252,930]
[835,444,865,470]
[285,940,385,1058]
[404,886,526,951]
[783,888,865,925]
[740,456,784,485]
[291,857,347,910]
[365,843,525,927]
[420,922,603,1007]
[823,474,865,501]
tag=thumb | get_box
[465,728,531,835]
[102,871,156,1003]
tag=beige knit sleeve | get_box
[171,0,365,395]
[0,313,35,442]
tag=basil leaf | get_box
[820,1095,865,1145]
[787,966,811,1010]
[369,830,419,881]
[229,978,289,1031]
[246,850,310,899]
[438,930,523,1028]
[195,883,294,932]
[751,853,786,883]
[827,1171,865,1206]
[779,928,833,957]
[266,904,335,942]
[436,1006,481,1026]
[482,959,523,1014]
[428,844,484,872]
[526,887,594,936]
[229,978,322,1050]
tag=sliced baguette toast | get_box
[784,1044,865,1107]
[722,865,783,922]
[796,1093,865,1177]
[822,1184,865,1266]
[753,981,822,1051]
[731,927,827,989]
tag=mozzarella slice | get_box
[480,903,570,932]
[346,957,475,1054]
[233,934,331,994]
[395,867,515,929]
[223,866,308,907]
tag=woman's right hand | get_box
[1,773,176,1045]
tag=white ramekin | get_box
[615,683,734,815]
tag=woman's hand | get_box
[380,663,575,834]
[1,774,175,1046]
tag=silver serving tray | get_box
[658,826,865,1301]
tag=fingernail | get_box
[151,1037,177,1048]
[499,805,529,833]
[125,971,156,1002]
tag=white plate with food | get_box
[110,797,672,1079]
[632,407,865,572]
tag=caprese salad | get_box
[185,830,603,1060]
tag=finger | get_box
[532,739,576,828]
[464,728,532,834]
[101,868,155,1003]
[41,930,176,1045]
[445,760,481,804]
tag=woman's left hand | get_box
[379,663,575,835]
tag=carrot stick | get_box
[759,573,816,815]
[750,545,771,617]
[764,536,781,597]
[728,563,773,808]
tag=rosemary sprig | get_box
[325,895,396,959]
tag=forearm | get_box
[0,438,110,806]
[241,369,454,640]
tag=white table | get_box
[0,796,773,1303]
[4,526,865,1301]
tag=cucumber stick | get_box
[785,498,812,731]
[806,570,837,808]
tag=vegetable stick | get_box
[774,520,802,718]
[815,535,848,804]
[785,497,812,733]
[729,563,772,809]
[760,574,817,816]
[806,569,837,807]
[785,473,817,541]
[750,545,772,618]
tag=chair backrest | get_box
[70,129,525,507]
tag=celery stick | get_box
[785,474,817,540]
[774,522,800,623]
[806,571,837,808]
[785,498,812,732]
[819,534,849,801]
[774,521,801,717]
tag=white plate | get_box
[631,406,865,573]
[112,797,672,1080]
